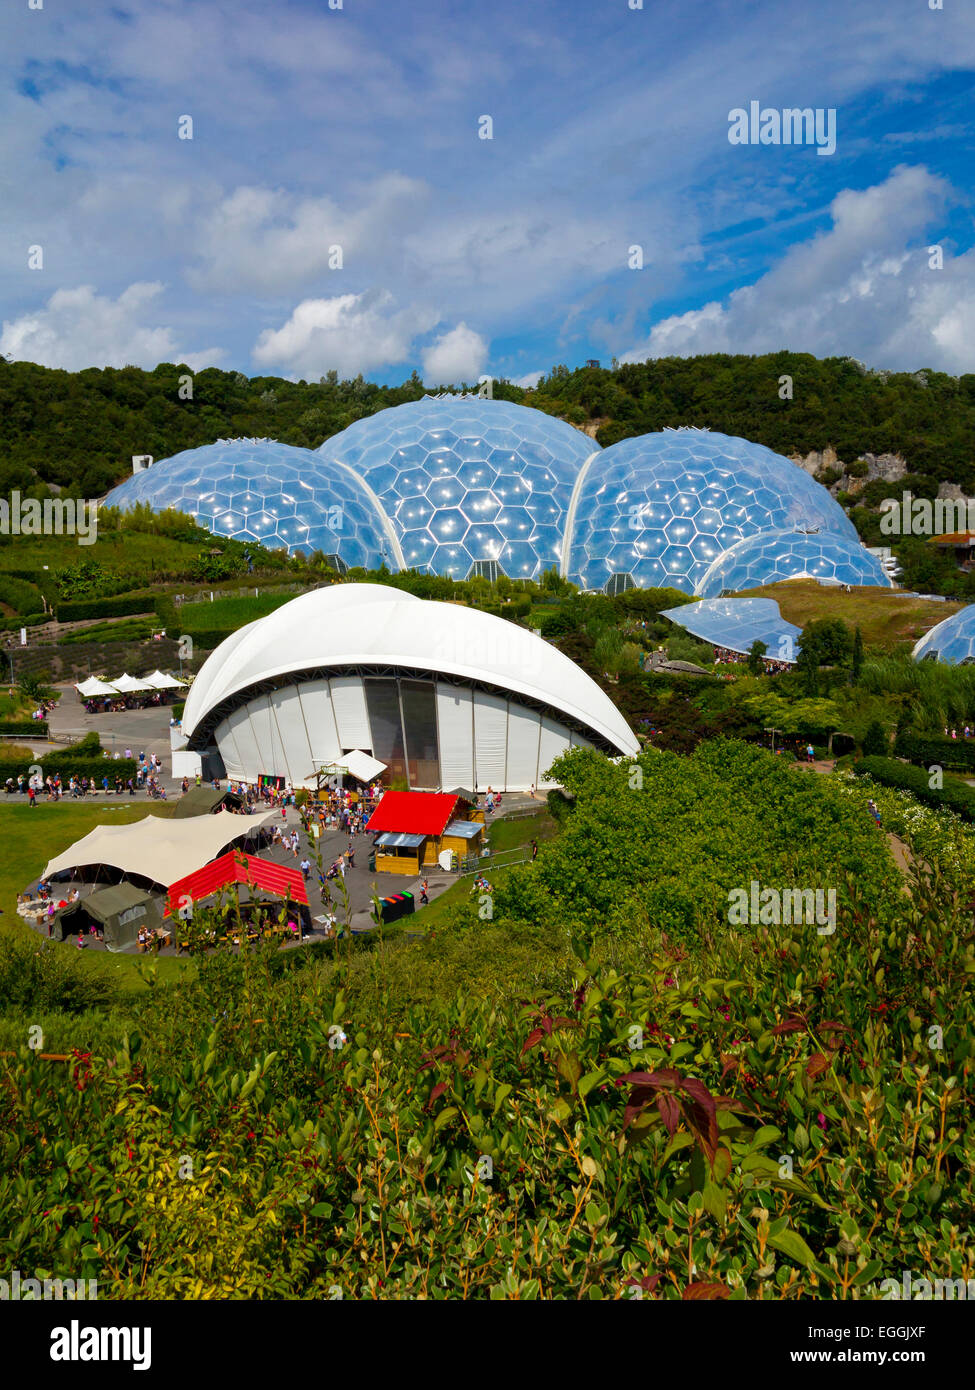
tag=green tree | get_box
[746,639,768,675]
[851,625,864,683]
[862,719,888,757]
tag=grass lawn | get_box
[405,809,558,931]
[0,531,210,577]
[484,808,557,853]
[0,801,193,989]
[179,593,295,630]
[735,579,962,650]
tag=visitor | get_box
[420,879,429,906]
[806,743,815,763]
[531,839,538,861]
[300,856,311,880]
[347,842,355,868]
[28,782,36,808]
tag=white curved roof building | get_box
[182,584,639,792]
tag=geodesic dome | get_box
[104,438,394,568]
[696,528,890,598]
[564,428,860,596]
[912,606,975,664]
[317,396,598,580]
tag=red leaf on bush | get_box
[657,1092,680,1136]
[770,1017,807,1036]
[806,1053,830,1079]
[428,1081,449,1107]
[618,1068,679,1090]
[521,1028,546,1055]
[683,1282,730,1300]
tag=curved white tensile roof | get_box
[182,583,639,756]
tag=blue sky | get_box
[2,0,974,384]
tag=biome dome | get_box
[105,406,880,597]
[104,438,396,569]
[317,396,598,580]
[563,427,861,595]
[696,527,889,598]
[912,605,975,665]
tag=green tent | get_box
[172,786,243,818]
[55,883,163,952]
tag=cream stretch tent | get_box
[41,808,277,888]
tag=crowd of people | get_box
[82,692,175,715]
[712,645,792,675]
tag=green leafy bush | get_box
[894,731,975,772]
[852,755,975,822]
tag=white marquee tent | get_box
[144,669,186,690]
[41,808,277,888]
[112,673,155,694]
[76,677,119,698]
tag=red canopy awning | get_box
[365,790,459,837]
[165,849,308,915]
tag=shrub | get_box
[852,755,975,822]
[0,576,46,615]
[861,720,888,757]
[893,731,975,773]
[54,595,155,623]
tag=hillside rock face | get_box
[790,449,909,495]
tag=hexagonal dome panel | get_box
[318,396,598,580]
[104,439,393,568]
[697,528,891,597]
[565,428,861,595]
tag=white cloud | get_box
[252,289,436,378]
[190,175,428,294]
[0,282,224,372]
[514,370,545,389]
[421,324,488,386]
[621,166,975,373]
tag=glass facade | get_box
[363,676,440,787]
[364,678,408,784]
[400,680,440,788]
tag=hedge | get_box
[0,720,48,737]
[59,620,154,646]
[0,576,46,614]
[852,755,975,823]
[0,612,48,632]
[0,732,138,786]
[179,626,236,649]
[54,595,156,623]
[893,730,975,773]
[2,756,139,786]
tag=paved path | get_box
[48,683,182,789]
